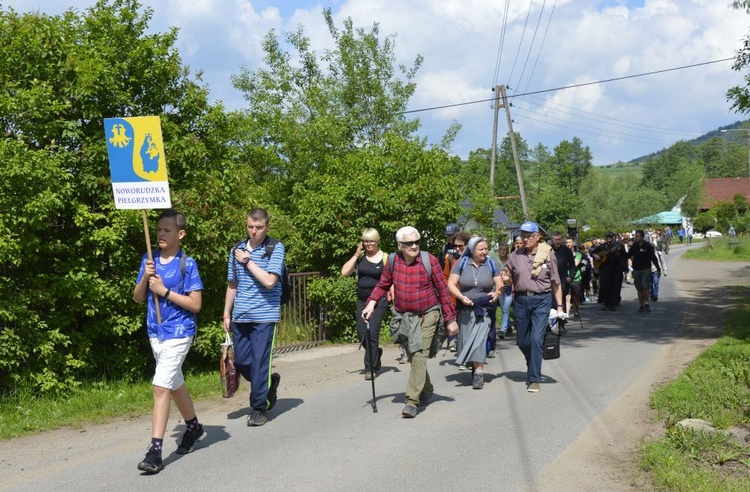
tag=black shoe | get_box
[651,296,658,302]
[137,447,164,474]
[176,423,205,455]
[638,306,645,313]
[506,326,514,336]
[267,373,281,410]
[645,304,651,313]
[498,331,506,340]
[247,409,268,426]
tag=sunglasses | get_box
[399,240,420,247]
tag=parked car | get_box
[705,230,723,238]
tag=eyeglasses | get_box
[399,240,420,248]
[454,243,465,249]
[521,234,537,240]
[362,240,377,244]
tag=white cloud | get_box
[4,0,749,164]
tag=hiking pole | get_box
[365,320,378,413]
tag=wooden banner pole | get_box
[142,209,162,324]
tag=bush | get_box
[306,275,358,342]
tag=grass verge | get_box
[0,370,223,441]
[641,289,750,490]
[684,237,750,261]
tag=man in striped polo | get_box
[223,208,283,427]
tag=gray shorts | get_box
[633,269,652,291]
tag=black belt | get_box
[516,290,550,297]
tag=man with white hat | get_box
[501,222,563,393]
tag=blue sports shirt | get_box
[227,238,285,323]
[136,250,203,341]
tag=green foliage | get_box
[306,275,358,342]
[728,1,750,114]
[0,0,247,394]
[578,167,667,230]
[231,11,461,270]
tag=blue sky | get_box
[4,0,748,166]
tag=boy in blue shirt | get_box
[133,209,204,474]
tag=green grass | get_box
[641,291,750,490]
[0,370,223,441]
[684,236,750,261]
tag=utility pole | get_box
[498,85,530,220]
[490,86,501,187]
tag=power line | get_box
[518,94,704,137]
[402,57,735,115]
[506,0,535,86]
[511,0,547,94]
[492,0,512,88]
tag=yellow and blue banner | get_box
[104,116,171,209]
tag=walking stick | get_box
[365,320,378,413]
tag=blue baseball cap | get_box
[445,223,460,236]
[520,221,540,233]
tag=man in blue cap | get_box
[501,221,563,393]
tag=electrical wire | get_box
[510,0,547,95]
[506,1,535,86]
[402,57,735,115]
[492,0,512,89]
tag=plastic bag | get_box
[220,333,240,398]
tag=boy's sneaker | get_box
[176,423,205,455]
[137,446,164,474]
[267,373,281,410]
[247,409,268,427]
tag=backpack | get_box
[456,255,498,277]
[387,251,432,277]
[232,237,291,305]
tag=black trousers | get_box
[356,297,388,370]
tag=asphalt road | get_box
[2,247,689,492]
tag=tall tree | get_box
[550,137,592,192]
[0,0,237,393]
[728,1,750,113]
[231,10,462,270]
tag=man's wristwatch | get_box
[241,257,250,265]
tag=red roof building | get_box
[700,177,750,210]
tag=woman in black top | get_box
[341,228,388,379]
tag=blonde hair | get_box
[361,228,380,242]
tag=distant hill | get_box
[596,119,750,179]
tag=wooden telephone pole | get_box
[490,85,529,220]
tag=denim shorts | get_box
[633,269,652,291]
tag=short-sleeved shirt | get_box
[136,250,203,341]
[505,246,561,293]
[227,238,285,323]
[450,257,500,298]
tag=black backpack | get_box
[232,237,292,305]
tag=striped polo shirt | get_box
[227,237,285,323]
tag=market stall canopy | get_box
[632,210,684,225]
